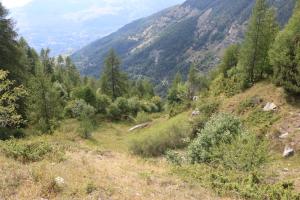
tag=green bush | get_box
[78,117,95,139]
[212,133,268,171]
[115,97,130,115]
[129,114,191,157]
[63,99,95,119]
[107,103,122,120]
[173,166,300,200]
[196,100,220,117]
[72,86,96,106]
[2,140,52,163]
[128,97,142,116]
[0,128,25,140]
[151,96,163,112]
[165,150,183,166]
[188,113,242,163]
[95,94,111,114]
[136,112,152,124]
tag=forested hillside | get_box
[72,0,295,92]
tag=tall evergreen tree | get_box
[0,3,24,82]
[100,49,128,100]
[269,0,300,94]
[238,0,278,87]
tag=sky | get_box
[1,0,33,8]
[0,0,185,55]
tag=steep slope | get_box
[72,0,295,87]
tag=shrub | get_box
[115,97,130,115]
[151,96,163,112]
[196,100,220,117]
[107,103,122,120]
[165,150,183,166]
[128,97,141,116]
[129,114,191,157]
[72,86,96,106]
[2,140,52,163]
[0,128,25,140]
[63,99,95,119]
[188,113,242,163]
[95,94,111,114]
[212,133,268,171]
[136,112,152,124]
[78,116,94,139]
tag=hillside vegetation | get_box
[2,0,300,199]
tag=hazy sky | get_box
[1,0,33,8]
[0,0,185,55]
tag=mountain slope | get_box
[72,0,295,88]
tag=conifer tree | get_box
[238,0,278,87]
[219,44,240,77]
[100,49,128,100]
[269,0,300,94]
[0,3,24,82]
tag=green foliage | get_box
[135,112,152,124]
[129,114,191,157]
[0,70,27,129]
[78,116,94,139]
[0,128,25,140]
[86,182,97,194]
[115,97,130,115]
[210,68,243,97]
[218,44,240,77]
[238,0,279,87]
[100,49,128,100]
[1,140,52,163]
[212,133,268,171]
[173,166,300,200]
[269,0,300,94]
[165,150,183,166]
[72,86,96,107]
[95,94,111,114]
[64,99,96,119]
[107,103,122,120]
[188,113,242,163]
[244,107,280,135]
[28,70,62,133]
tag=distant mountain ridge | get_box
[72,0,295,90]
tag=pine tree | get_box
[0,3,24,82]
[28,67,62,133]
[100,49,128,100]
[40,48,54,75]
[269,0,300,94]
[238,0,278,87]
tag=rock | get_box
[54,176,65,188]
[193,96,199,101]
[129,123,149,132]
[192,109,200,116]
[283,168,289,172]
[263,102,277,112]
[279,132,289,139]
[283,146,295,158]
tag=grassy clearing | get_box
[129,113,192,157]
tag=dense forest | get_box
[1,0,300,199]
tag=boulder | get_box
[263,102,277,112]
[129,123,149,132]
[192,109,200,116]
[279,132,289,139]
[283,146,295,158]
[54,176,65,188]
